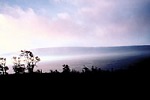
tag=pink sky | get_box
[0,0,150,53]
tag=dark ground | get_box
[0,58,149,97]
[0,57,149,83]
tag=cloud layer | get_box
[0,0,150,53]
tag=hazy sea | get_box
[36,51,150,73]
[1,47,150,73]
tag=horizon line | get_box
[32,44,150,49]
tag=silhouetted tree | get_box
[82,65,90,73]
[54,70,59,73]
[12,50,40,74]
[91,66,99,73]
[20,50,40,73]
[36,69,42,73]
[13,65,26,74]
[62,64,70,73]
[12,57,26,74]
[3,66,9,75]
[0,58,9,75]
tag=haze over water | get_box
[2,46,150,73]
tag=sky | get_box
[0,0,150,53]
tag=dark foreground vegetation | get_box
[0,57,149,83]
[0,60,149,95]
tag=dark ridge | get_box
[31,45,150,56]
